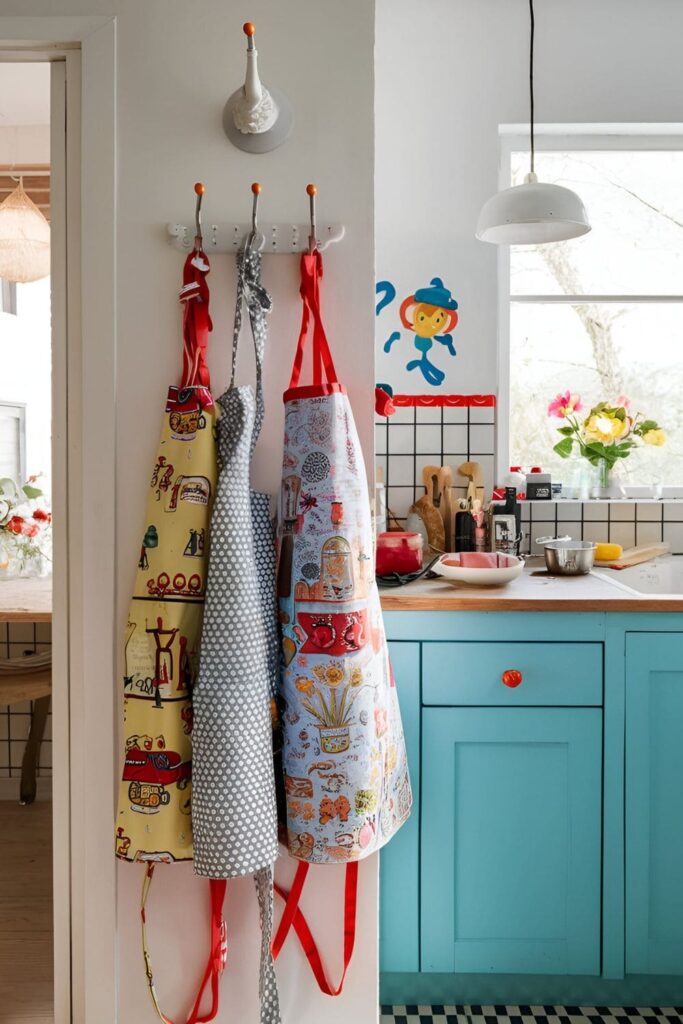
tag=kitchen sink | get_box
[594,555,683,596]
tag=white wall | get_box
[3,3,377,1023]
[375,0,683,398]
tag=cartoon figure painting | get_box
[376,276,460,388]
[399,277,459,386]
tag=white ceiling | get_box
[0,63,50,127]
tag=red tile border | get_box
[392,393,497,408]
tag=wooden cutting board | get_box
[594,542,669,569]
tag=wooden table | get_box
[0,576,52,622]
[0,576,52,803]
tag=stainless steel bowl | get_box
[536,537,597,576]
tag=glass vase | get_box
[591,458,619,499]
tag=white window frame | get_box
[496,124,683,477]
[0,400,27,480]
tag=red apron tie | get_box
[140,869,226,1024]
[286,251,341,397]
[180,249,212,390]
[272,861,358,997]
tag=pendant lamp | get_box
[476,0,591,245]
[0,179,50,283]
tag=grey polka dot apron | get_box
[272,250,412,995]
[191,249,281,1024]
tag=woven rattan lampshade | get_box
[0,180,50,283]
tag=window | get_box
[0,401,26,480]
[503,132,683,487]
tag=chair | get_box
[0,657,51,805]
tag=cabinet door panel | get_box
[626,633,683,975]
[380,641,420,972]
[421,707,601,975]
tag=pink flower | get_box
[548,391,583,419]
[615,395,631,409]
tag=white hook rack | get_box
[166,221,345,254]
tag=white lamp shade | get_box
[476,179,591,245]
[0,182,50,283]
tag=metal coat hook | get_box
[167,177,345,254]
[194,181,205,250]
[307,183,317,253]
[244,182,264,254]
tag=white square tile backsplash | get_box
[377,397,683,555]
[519,499,683,555]
[0,621,52,778]
[376,396,499,524]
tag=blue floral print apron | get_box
[273,250,412,992]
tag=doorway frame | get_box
[0,17,117,1024]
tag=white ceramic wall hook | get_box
[223,21,294,154]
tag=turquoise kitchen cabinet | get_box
[422,641,603,706]
[380,612,683,1006]
[626,632,683,975]
[421,706,602,975]
[379,641,420,972]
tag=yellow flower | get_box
[295,676,315,694]
[584,412,630,444]
[325,664,345,687]
[643,428,666,447]
[349,666,363,688]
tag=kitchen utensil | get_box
[438,466,454,549]
[536,536,596,575]
[409,493,445,552]
[433,551,524,587]
[594,542,669,569]
[422,464,443,505]
[457,460,484,505]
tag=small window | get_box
[503,133,683,487]
[0,401,26,480]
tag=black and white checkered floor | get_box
[380,1006,683,1024]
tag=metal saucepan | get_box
[535,536,597,576]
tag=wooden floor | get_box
[0,800,53,1023]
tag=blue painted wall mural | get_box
[376,277,459,388]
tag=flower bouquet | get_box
[0,477,52,578]
[548,392,665,493]
[295,661,364,755]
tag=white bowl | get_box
[433,552,525,587]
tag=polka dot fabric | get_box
[192,250,281,1024]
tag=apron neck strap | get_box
[180,249,212,390]
[230,249,272,454]
[287,250,339,392]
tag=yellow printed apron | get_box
[115,250,216,864]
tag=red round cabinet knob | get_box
[502,669,523,688]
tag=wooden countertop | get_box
[0,577,52,622]
[379,558,683,612]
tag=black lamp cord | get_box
[529,0,535,175]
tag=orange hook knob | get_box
[243,22,256,37]
[501,669,523,689]
[251,182,262,195]
[306,183,317,196]
[194,182,205,196]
